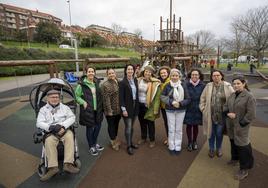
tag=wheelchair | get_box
[30,78,81,177]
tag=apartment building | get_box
[0,3,62,40]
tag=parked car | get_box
[238,55,258,62]
[59,44,73,49]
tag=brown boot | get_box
[216,149,223,157]
[149,141,155,148]
[63,163,80,174]
[111,140,119,151]
[234,169,248,180]
[40,167,59,181]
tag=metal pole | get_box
[67,0,72,26]
[74,38,79,75]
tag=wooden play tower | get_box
[142,0,202,74]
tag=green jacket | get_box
[138,77,161,121]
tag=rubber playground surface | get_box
[0,71,267,188]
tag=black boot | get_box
[127,146,134,155]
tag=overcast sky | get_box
[2,0,267,40]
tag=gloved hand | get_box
[49,124,62,134]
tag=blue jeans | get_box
[208,123,223,151]
[86,124,102,148]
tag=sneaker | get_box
[95,144,104,151]
[149,141,155,148]
[174,150,181,155]
[192,142,198,150]
[63,163,80,174]
[234,169,248,180]
[40,167,59,181]
[89,147,98,156]
[187,143,193,152]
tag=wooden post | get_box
[160,16,162,40]
[166,19,169,40]
[49,64,54,78]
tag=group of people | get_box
[36,63,256,181]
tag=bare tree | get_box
[111,23,126,48]
[188,30,216,53]
[234,5,268,66]
[133,28,143,51]
[225,22,251,65]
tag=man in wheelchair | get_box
[36,89,80,181]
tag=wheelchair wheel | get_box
[74,159,81,169]
[37,163,47,177]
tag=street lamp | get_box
[67,0,79,75]
[67,0,72,26]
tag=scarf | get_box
[170,80,184,102]
[190,79,200,87]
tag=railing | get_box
[0,58,130,78]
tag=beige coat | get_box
[199,81,234,138]
[224,90,256,146]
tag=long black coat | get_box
[184,79,205,125]
[78,76,103,127]
[119,77,139,118]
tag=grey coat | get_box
[224,90,256,146]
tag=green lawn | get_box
[1,41,140,58]
[218,62,268,74]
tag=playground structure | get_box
[141,0,201,75]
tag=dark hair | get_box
[85,65,96,73]
[232,76,250,91]
[210,69,224,81]
[124,64,136,76]
[187,68,204,81]
[106,68,115,75]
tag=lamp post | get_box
[67,0,72,26]
[67,0,79,75]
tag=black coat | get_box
[184,80,205,125]
[78,76,103,127]
[119,77,139,118]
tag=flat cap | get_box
[47,89,60,96]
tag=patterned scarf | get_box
[170,80,184,102]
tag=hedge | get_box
[0,46,140,76]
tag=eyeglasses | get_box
[48,96,60,99]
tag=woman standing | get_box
[158,66,171,146]
[225,76,256,180]
[101,68,121,151]
[200,70,234,158]
[184,69,205,151]
[75,66,104,156]
[119,64,139,155]
[161,69,190,154]
[137,65,161,148]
